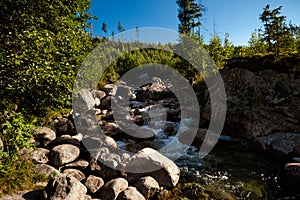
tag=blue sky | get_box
[89,0,300,45]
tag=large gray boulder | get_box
[125,148,180,188]
[44,174,87,200]
[202,67,300,156]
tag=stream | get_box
[111,96,299,199]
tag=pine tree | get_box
[117,21,125,33]
[101,22,107,37]
[259,4,295,53]
[176,0,204,36]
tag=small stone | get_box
[84,175,104,194]
[35,164,59,177]
[63,169,86,181]
[116,186,146,200]
[64,160,89,170]
[98,178,128,200]
[134,176,160,198]
[104,122,121,137]
[32,148,50,164]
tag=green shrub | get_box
[0,109,46,196]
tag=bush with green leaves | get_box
[0,108,46,196]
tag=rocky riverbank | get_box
[2,56,300,199]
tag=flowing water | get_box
[115,101,299,199]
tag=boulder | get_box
[125,148,180,188]
[36,127,56,146]
[73,89,95,113]
[116,186,146,200]
[135,78,173,101]
[202,68,300,139]
[98,178,128,200]
[44,174,87,200]
[49,144,80,166]
[256,133,300,155]
[104,122,121,137]
[35,164,60,177]
[166,108,181,122]
[84,175,104,194]
[100,96,112,110]
[63,169,86,181]
[47,136,80,149]
[133,176,160,198]
[32,148,50,164]
[55,117,76,137]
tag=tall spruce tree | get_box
[259,4,295,53]
[117,21,125,33]
[176,0,204,36]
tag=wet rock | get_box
[125,148,180,188]
[133,115,144,126]
[116,186,146,200]
[44,174,87,200]
[166,108,180,122]
[256,133,300,155]
[36,127,56,146]
[134,176,160,198]
[163,123,176,136]
[84,175,104,194]
[32,148,50,164]
[63,169,86,181]
[98,178,128,200]
[49,144,80,166]
[35,164,60,177]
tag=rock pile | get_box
[29,79,182,200]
